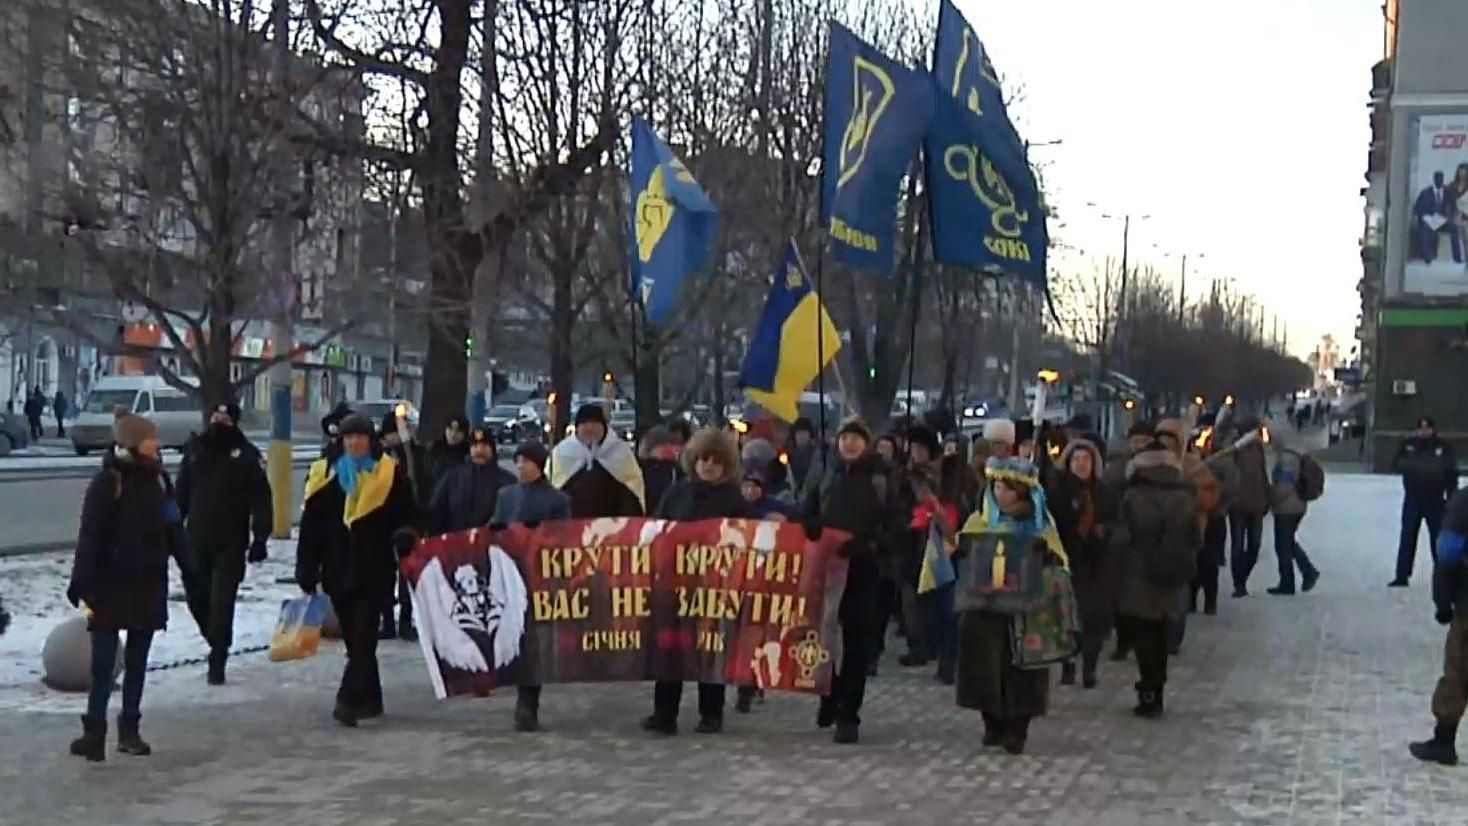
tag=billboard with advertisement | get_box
[1404,114,1468,295]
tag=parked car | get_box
[353,399,421,432]
[610,409,636,443]
[71,376,202,456]
[483,404,529,444]
[0,410,30,456]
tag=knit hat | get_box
[906,424,940,458]
[836,415,872,444]
[338,413,375,438]
[212,400,242,425]
[112,408,158,450]
[982,418,1017,445]
[574,403,607,428]
[514,441,549,472]
[741,437,777,466]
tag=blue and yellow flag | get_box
[738,242,842,422]
[926,2,1048,287]
[821,22,933,274]
[917,522,957,595]
[629,118,718,326]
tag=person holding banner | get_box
[643,428,749,735]
[552,404,646,519]
[804,417,890,745]
[295,414,419,728]
[490,441,570,733]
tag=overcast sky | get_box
[955,0,1382,358]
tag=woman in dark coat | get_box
[66,410,185,761]
[642,428,748,735]
[1112,444,1199,718]
[954,457,1068,755]
[1045,439,1119,689]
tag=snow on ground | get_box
[0,538,310,710]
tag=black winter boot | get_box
[1410,720,1460,766]
[816,698,836,729]
[69,715,105,762]
[694,714,723,734]
[734,686,755,714]
[1081,654,1099,690]
[640,714,677,735]
[1060,661,1077,686]
[981,714,1002,747]
[833,720,859,745]
[1001,718,1029,755]
[1133,686,1164,719]
[117,713,151,756]
[514,698,540,733]
[332,700,360,728]
[935,659,956,686]
[207,649,227,686]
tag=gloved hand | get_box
[1437,607,1454,626]
[802,516,823,542]
[247,540,268,564]
[391,528,420,559]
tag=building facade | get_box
[1372,0,1468,469]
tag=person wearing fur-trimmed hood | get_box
[954,457,1068,755]
[1111,443,1199,719]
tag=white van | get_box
[71,376,204,455]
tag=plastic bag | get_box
[269,594,329,662]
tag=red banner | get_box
[401,518,850,699]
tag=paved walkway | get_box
[0,473,1463,825]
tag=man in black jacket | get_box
[428,427,515,534]
[804,416,889,745]
[177,401,273,685]
[1393,417,1460,588]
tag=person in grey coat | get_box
[1266,434,1320,596]
[490,440,570,733]
[1113,443,1199,719]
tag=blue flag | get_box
[821,22,933,274]
[927,3,1048,287]
[629,118,719,326]
[739,242,842,422]
[933,0,1022,151]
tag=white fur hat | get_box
[982,419,1017,445]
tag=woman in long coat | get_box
[954,457,1067,755]
[1045,439,1120,688]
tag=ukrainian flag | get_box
[918,523,957,594]
[629,118,718,326]
[738,242,841,422]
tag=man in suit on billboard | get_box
[1415,171,1462,264]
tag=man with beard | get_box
[176,401,273,685]
[551,404,645,518]
[428,427,515,534]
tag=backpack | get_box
[1295,452,1325,503]
[1120,488,1198,589]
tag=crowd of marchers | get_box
[39,394,1468,767]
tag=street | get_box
[1,471,1464,825]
